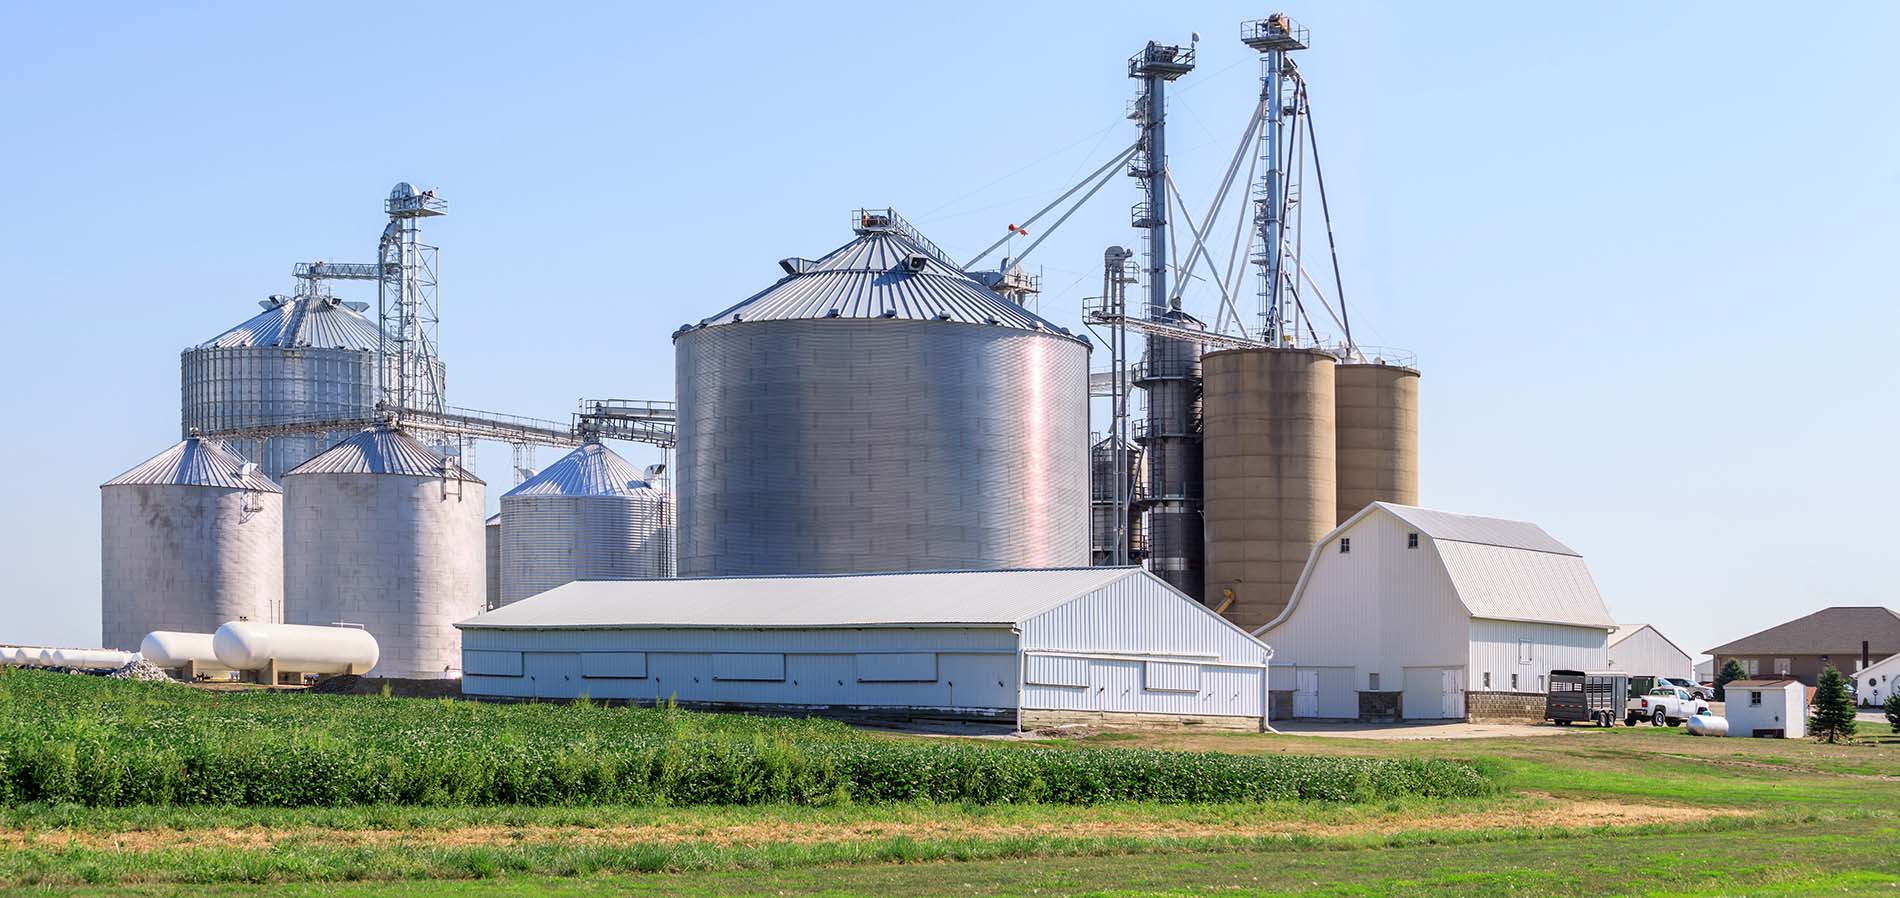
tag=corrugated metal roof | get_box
[285,426,484,482]
[101,437,282,492]
[1376,503,1578,556]
[196,295,383,351]
[458,567,1144,630]
[1435,540,1615,628]
[503,441,656,497]
[681,231,1080,338]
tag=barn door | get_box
[1441,668,1466,718]
[1294,669,1320,717]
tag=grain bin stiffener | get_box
[672,211,1091,577]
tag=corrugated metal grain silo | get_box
[1088,434,1142,567]
[1201,347,1337,631]
[180,293,445,480]
[499,440,673,605]
[673,210,1090,577]
[484,513,501,611]
[281,425,484,678]
[1334,362,1420,522]
[99,436,284,650]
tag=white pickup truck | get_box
[1625,685,1712,727]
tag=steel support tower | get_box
[378,183,449,417]
[1127,40,1206,600]
[1243,16,1309,344]
[1088,246,1141,567]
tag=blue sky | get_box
[3,3,1895,659]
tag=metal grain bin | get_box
[500,440,673,605]
[1334,362,1420,522]
[181,293,445,480]
[281,425,484,678]
[484,513,501,611]
[673,211,1090,577]
[100,436,284,651]
[1201,347,1337,631]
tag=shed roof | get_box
[1725,678,1803,689]
[679,225,1079,338]
[503,441,656,498]
[286,426,484,482]
[457,567,1149,630]
[102,437,281,492]
[1706,607,1900,656]
[195,294,383,352]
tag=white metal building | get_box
[1723,678,1808,738]
[1855,653,1899,707]
[1259,503,1615,721]
[1607,624,1695,681]
[456,567,1270,729]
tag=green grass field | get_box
[2,670,1896,896]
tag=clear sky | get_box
[2,3,1895,661]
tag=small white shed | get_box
[1607,624,1695,682]
[1723,678,1808,738]
[455,567,1272,730]
[1856,653,1899,707]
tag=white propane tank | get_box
[213,621,379,675]
[1686,714,1729,737]
[50,649,137,670]
[140,632,232,672]
[35,648,57,667]
[1,646,28,665]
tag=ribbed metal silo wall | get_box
[1334,364,1420,522]
[499,493,674,604]
[676,320,1089,577]
[1201,348,1337,631]
[180,347,446,481]
[282,472,485,678]
[180,346,378,481]
[99,484,283,650]
[484,517,501,611]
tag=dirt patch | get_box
[0,800,1747,853]
[304,676,462,698]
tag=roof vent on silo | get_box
[779,257,816,275]
[905,255,930,272]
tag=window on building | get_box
[1510,673,1519,690]
[1749,691,1762,706]
[1741,659,1760,676]
[1774,658,1791,676]
[1538,674,1546,692]
[1483,672,1491,688]
[1368,672,1380,691]
[1407,532,1419,549]
[1518,639,1533,663]
[1339,537,1351,554]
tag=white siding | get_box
[1726,681,1807,738]
[1022,573,1265,664]
[856,653,937,682]
[1607,626,1694,680]
[1023,657,1262,717]
[1144,660,1202,693]
[1855,654,1899,706]
[1025,654,1090,687]
[1467,619,1607,693]
[1260,509,1471,689]
[580,652,648,678]
[713,653,785,681]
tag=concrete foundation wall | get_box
[1357,690,1402,721]
[1464,691,1546,722]
[1020,709,1262,732]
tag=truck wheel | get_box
[1652,709,1666,726]
[1625,713,1639,727]
[1668,718,1681,727]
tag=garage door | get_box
[1403,667,1465,720]
[1294,666,1356,718]
[523,652,581,699]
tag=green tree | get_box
[1884,690,1900,734]
[1713,659,1747,701]
[1808,665,1857,744]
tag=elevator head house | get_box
[454,567,1272,730]
[1258,503,1615,722]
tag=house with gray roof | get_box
[1258,503,1616,722]
[1707,606,1900,686]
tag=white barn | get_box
[1607,624,1695,682]
[1856,653,1899,708]
[455,567,1271,730]
[1259,503,1616,721]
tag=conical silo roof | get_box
[678,218,1080,337]
[196,294,383,351]
[504,441,656,497]
[286,425,484,482]
[102,436,282,492]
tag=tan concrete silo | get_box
[1201,348,1337,631]
[1334,363,1420,522]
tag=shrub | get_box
[1808,665,1856,744]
